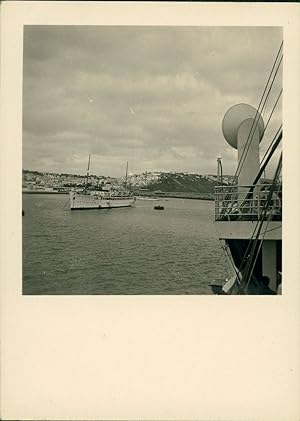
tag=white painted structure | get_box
[215,103,282,293]
[70,190,136,210]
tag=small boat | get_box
[136,196,160,201]
[154,205,164,210]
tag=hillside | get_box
[138,172,217,193]
[22,169,223,199]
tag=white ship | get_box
[70,157,136,210]
[70,190,136,210]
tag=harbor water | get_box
[23,194,228,294]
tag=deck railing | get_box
[215,184,282,221]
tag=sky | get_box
[23,26,282,177]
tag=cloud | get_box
[23,26,282,176]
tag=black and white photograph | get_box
[1,2,300,421]
[22,25,283,295]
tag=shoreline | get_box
[22,191,214,201]
[137,191,214,201]
[22,191,68,194]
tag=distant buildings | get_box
[22,169,225,194]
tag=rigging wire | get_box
[229,152,282,284]
[215,43,283,294]
[228,42,282,188]
[233,43,283,183]
[219,44,283,213]
[263,224,282,235]
[242,153,282,292]
[220,123,282,219]
[233,53,283,184]
[261,84,282,127]
[220,126,282,219]
[218,240,243,288]
[258,86,283,169]
[244,188,282,293]
[252,127,282,185]
[259,88,282,151]
[217,128,282,292]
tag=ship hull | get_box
[70,191,135,210]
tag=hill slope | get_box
[145,172,217,193]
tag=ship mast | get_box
[217,157,223,185]
[85,154,91,190]
[125,161,128,191]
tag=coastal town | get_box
[22,169,233,199]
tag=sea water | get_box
[23,194,228,294]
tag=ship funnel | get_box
[222,103,264,186]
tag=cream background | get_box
[0,2,300,420]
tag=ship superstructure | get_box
[212,104,282,294]
[211,43,282,295]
